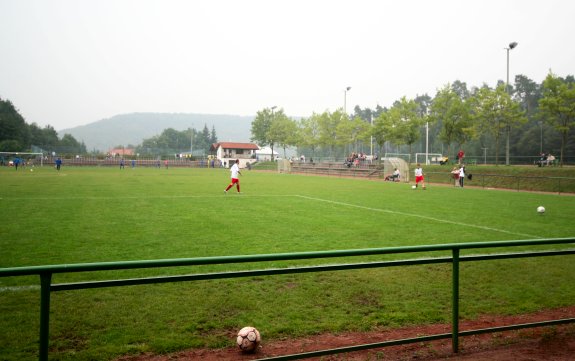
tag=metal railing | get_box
[1,238,574,361]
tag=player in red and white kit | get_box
[224,159,242,194]
[414,163,426,189]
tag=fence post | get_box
[452,248,460,353]
[39,273,52,361]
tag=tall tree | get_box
[538,71,575,166]
[451,80,471,99]
[251,107,277,160]
[513,75,541,116]
[317,110,344,158]
[59,133,87,154]
[210,125,218,145]
[0,98,29,151]
[268,113,297,158]
[336,116,370,154]
[429,84,472,159]
[372,110,392,156]
[387,97,422,161]
[298,115,321,159]
[470,84,526,165]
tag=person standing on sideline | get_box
[224,159,242,194]
[458,164,465,188]
[457,149,465,163]
[414,163,426,189]
[55,157,62,171]
[451,166,460,186]
[120,158,125,169]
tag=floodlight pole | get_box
[370,113,373,159]
[271,106,277,160]
[505,41,518,166]
[538,121,543,154]
[425,121,429,165]
[344,86,351,115]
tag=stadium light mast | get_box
[344,86,351,115]
[425,121,429,165]
[370,112,373,159]
[505,41,518,166]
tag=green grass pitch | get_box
[1,166,574,360]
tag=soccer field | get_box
[1,166,574,360]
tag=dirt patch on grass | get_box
[116,306,575,361]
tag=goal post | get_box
[415,153,443,165]
[0,152,44,166]
[384,153,411,164]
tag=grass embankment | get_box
[0,166,573,360]
[420,164,575,193]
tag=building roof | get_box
[108,148,135,156]
[211,142,259,151]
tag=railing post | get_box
[452,248,460,353]
[39,272,52,361]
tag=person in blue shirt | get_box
[55,157,62,171]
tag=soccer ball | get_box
[236,326,261,352]
[30,169,34,172]
[411,185,416,189]
[537,206,545,214]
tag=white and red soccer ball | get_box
[236,326,261,352]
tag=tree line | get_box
[0,98,87,155]
[134,125,218,156]
[0,97,219,158]
[251,71,575,166]
[3,71,574,164]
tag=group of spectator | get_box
[537,152,556,167]
[344,152,368,168]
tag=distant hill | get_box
[58,113,254,152]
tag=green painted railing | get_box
[1,238,574,361]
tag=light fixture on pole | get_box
[505,41,518,166]
[344,86,351,115]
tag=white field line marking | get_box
[0,194,295,200]
[0,285,40,293]
[0,193,542,238]
[296,195,542,239]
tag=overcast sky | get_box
[1,0,574,131]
